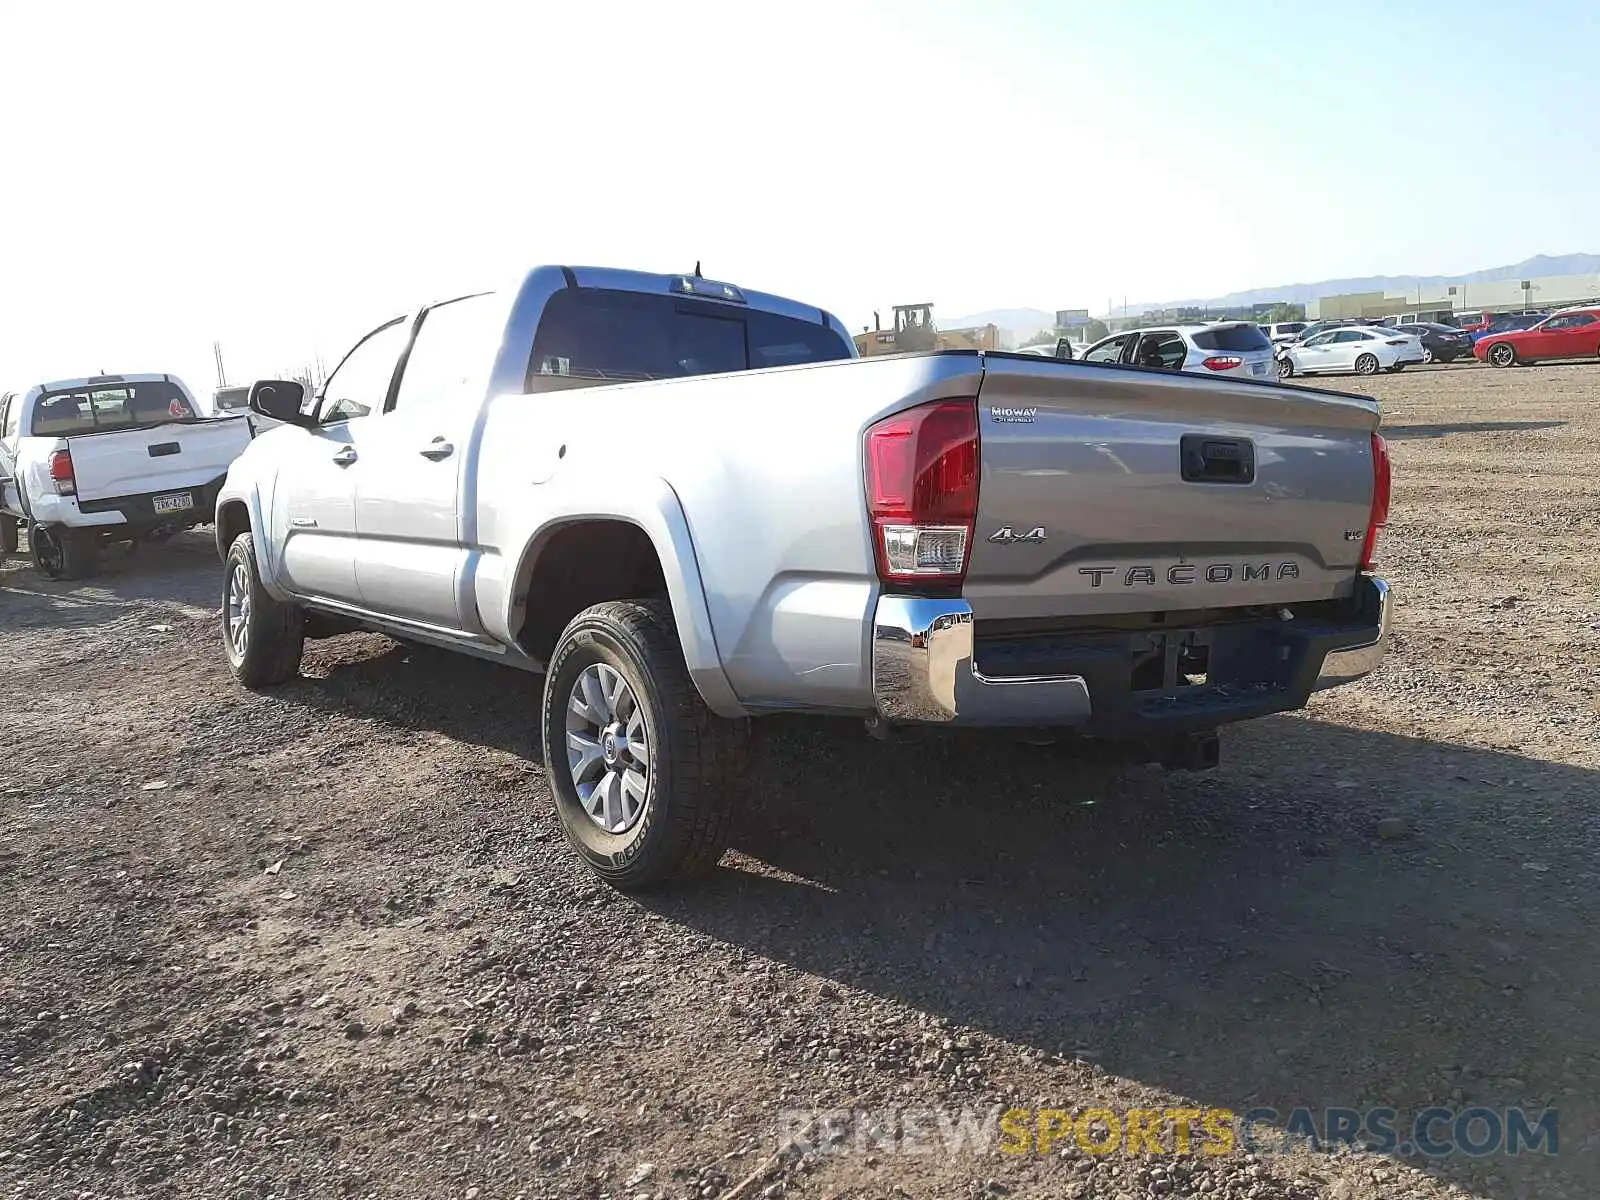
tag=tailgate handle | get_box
[148,441,181,458]
[1180,434,1254,485]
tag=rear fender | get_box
[492,477,745,718]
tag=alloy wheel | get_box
[226,561,252,657]
[565,662,650,834]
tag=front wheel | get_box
[1354,353,1380,376]
[30,523,98,580]
[1421,347,1434,364]
[223,532,304,688]
[542,599,749,890]
[1488,342,1517,368]
[1276,356,1295,380]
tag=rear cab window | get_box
[1190,325,1272,353]
[29,381,196,437]
[527,289,852,389]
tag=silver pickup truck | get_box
[216,266,1391,888]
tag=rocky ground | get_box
[3,360,1598,1200]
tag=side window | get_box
[392,294,503,416]
[1303,332,1332,347]
[1540,316,1571,330]
[319,319,410,423]
[1082,335,1130,364]
[1135,332,1186,370]
[1570,314,1598,327]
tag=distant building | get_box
[1309,273,1600,324]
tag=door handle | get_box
[419,438,454,461]
[332,446,357,467]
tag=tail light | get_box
[864,399,979,585]
[1360,433,1391,570]
[49,448,76,496]
[1201,356,1242,371]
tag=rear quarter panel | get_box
[475,353,983,713]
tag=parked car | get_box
[1079,322,1278,380]
[1287,319,1382,345]
[1392,322,1474,364]
[216,265,1392,889]
[1015,338,1086,360]
[1260,321,1308,347]
[1468,312,1548,343]
[0,374,253,578]
[1473,307,1600,367]
[1277,326,1426,379]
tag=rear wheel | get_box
[30,523,99,580]
[223,532,304,688]
[1488,342,1517,368]
[542,599,749,891]
[0,514,17,556]
[1354,353,1380,376]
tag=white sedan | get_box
[1277,326,1426,379]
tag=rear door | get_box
[350,293,504,630]
[967,356,1381,621]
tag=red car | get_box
[1474,307,1600,367]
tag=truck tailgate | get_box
[66,417,253,503]
[968,357,1380,621]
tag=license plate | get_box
[152,491,193,515]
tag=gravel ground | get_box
[3,360,1598,1200]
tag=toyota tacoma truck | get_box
[1,375,253,578]
[215,266,1392,889]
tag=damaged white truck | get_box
[215,266,1392,888]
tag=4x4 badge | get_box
[988,525,1046,544]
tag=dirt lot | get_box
[3,361,1598,1200]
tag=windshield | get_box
[528,289,853,386]
[1190,325,1272,352]
[29,381,197,436]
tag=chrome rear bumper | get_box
[871,574,1390,729]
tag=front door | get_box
[274,318,411,604]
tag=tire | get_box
[1355,353,1380,376]
[1387,363,1406,373]
[222,532,304,688]
[1487,342,1517,368]
[29,523,98,580]
[1276,356,1294,380]
[0,513,17,556]
[542,598,749,891]
[1421,347,1434,364]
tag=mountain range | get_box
[944,252,1600,336]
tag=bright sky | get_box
[4,0,1596,398]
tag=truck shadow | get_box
[1384,420,1566,439]
[646,715,1596,1198]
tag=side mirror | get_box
[248,380,309,426]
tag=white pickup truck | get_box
[217,266,1392,889]
[0,374,253,578]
